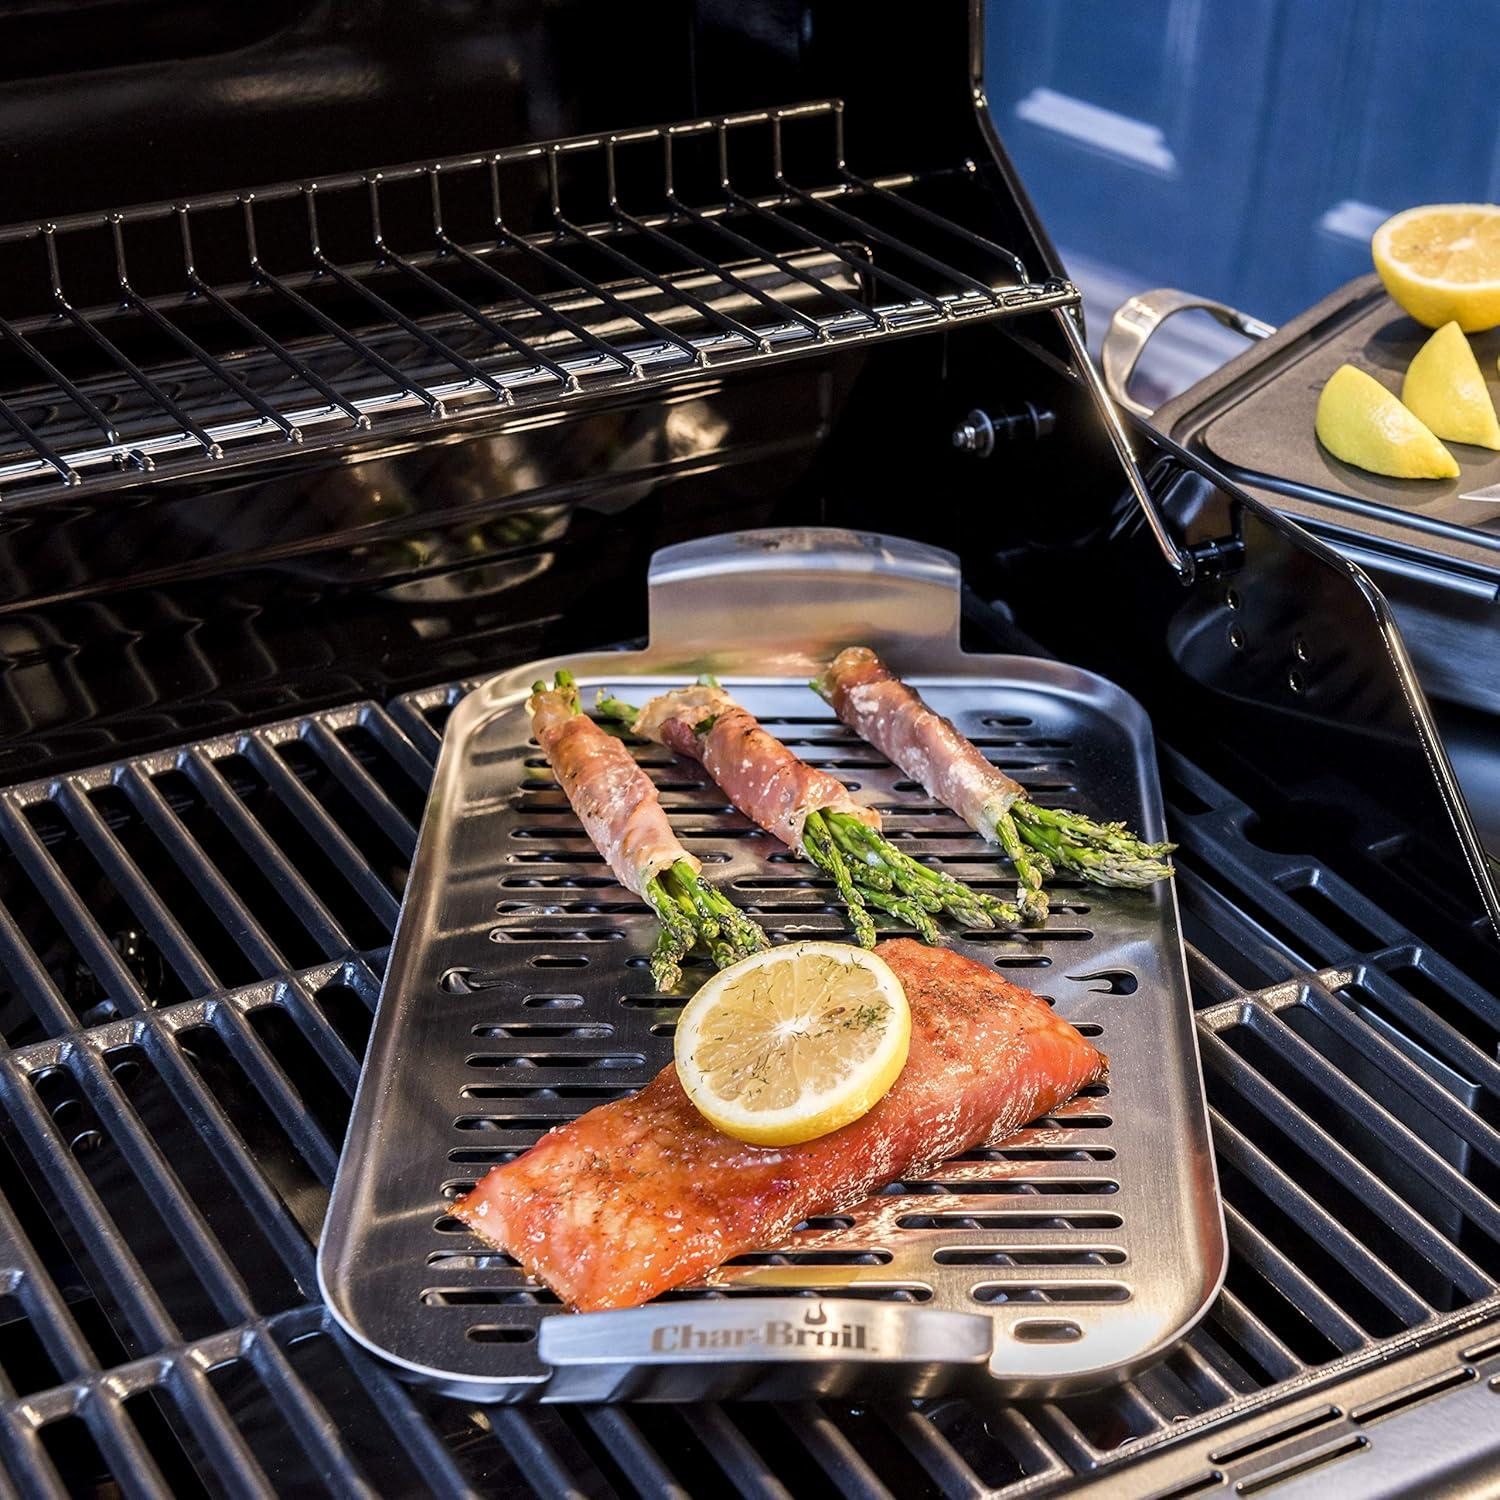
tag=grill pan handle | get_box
[646,527,970,670]
[537,1298,1002,1400]
[1101,288,1275,420]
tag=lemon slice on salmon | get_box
[674,941,910,1146]
[1401,321,1500,450]
[1373,204,1500,332]
[1315,364,1458,479]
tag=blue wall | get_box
[984,0,1500,324]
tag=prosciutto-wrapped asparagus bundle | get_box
[597,678,1021,946]
[814,647,1174,916]
[528,672,766,989]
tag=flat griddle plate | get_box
[1158,274,1500,567]
[318,529,1224,1402]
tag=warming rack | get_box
[0,100,1076,504]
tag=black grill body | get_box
[0,2,1496,1495]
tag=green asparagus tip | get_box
[801,810,878,948]
[1012,800,1175,889]
[650,950,682,993]
[656,861,770,971]
[643,873,694,991]
[595,690,640,727]
[548,671,580,712]
[988,805,1054,917]
[1019,888,1050,925]
[531,680,547,696]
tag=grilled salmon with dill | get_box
[452,939,1105,1312]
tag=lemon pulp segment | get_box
[674,941,911,1146]
[1315,363,1458,479]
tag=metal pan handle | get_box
[1102,288,1276,419]
[537,1297,999,1400]
[646,527,969,668]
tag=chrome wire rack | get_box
[0,100,1074,503]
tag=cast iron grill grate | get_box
[0,680,1495,1493]
[0,100,1075,504]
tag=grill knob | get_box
[951,404,1056,457]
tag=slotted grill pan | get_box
[318,529,1225,1401]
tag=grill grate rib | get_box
[0,682,1490,1492]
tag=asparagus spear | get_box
[597,688,1022,949]
[807,663,1173,908]
[533,673,766,990]
[1005,800,1174,888]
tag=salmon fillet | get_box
[451,939,1105,1311]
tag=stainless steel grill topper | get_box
[319,529,1225,1402]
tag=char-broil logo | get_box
[650,1304,873,1354]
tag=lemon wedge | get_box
[1315,364,1458,479]
[1402,321,1500,450]
[674,941,910,1146]
[1372,204,1500,332]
